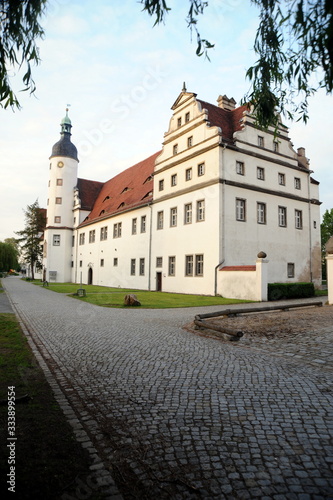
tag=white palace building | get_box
[42,88,321,300]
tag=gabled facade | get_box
[43,90,321,296]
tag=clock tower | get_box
[43,109,79,282]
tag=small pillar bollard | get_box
[326,236,333,305]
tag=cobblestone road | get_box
[3,277,333,499]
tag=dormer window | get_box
[103,195,110,202]
[99,209,105,216]
[142,191,153,199]
[118,202,125,209]
[143,175,153,184]
[121,187,129,194]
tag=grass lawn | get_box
[0,313,104,499]
[30,280,251,308]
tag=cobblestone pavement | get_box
[3,277,333,499]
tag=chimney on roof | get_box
[217,95,236,111]
[297,147,310,168]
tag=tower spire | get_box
[60,106,72,135]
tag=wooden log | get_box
[196,300,323,320]
[194,319,243,338]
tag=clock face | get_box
[57,161,64,168]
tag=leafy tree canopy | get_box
[321,208,333,249]
[1,0,332,128]
[16,200,45,280]
[0,241,19,271]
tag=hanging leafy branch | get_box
[0,0,46,109]
[141,0,333,127]
[1,0,332,127]
[141,0,214,58]
[243,0,333,128]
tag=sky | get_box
[1,0,332,241]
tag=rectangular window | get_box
[53,234,61,246]
[187,136,193,148]
[56,179,63,186]
[100,259,104,267]
[185,255,194,276]
[141,215,146,233]
[257,167,265,180]
[79,260,82,267]
[198,163,205,176]
[55,197,62,204]
[100,226,108,241]
[173,144,178,155]
[89,229,95,243]
[258,136,264,147]
[168,256,176,276]
[54,216,61,223]
[113,258,118,266]
[132,218,137,235]
[273,141,279,152]
[177,117,182,127]
[295,209,303,229]
[113,222,122,238]
[139,258,145,276]
[184,203,192,224]
[257,203,266,224]
[170,207,177,227]
[236,198,246,221]
[278,206,287,227]
[195,254,204,276]
[159,179,164,191]
[79,233,85,245]
[236,161,244,175]
[171,174,177,186]
[185,168,192,181]
[294,177,301,189]
[130,259,136,275]
[156,257,163,268]
[71,261,74,268]
[287,263,295,278]
[278,173,285,185]
[72,235,75,247]
[157,211,164,230]
[196,200,205,222]
[185,112,190,123]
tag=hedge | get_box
[268,282,315,301]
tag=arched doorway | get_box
[88,267,93,285]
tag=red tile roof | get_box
[77,178,104,211]
[197,100,248,142]
[79,151,161,227]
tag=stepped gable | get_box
[76,179,104,211]
[197,99,248,142]
[79,151,161,227]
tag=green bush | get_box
[268,282,315,301]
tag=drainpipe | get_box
[214,260,225,296]
[307,170,314,283]
[148,202,153,290]
[74,226,79,284]
[215,142,227,295]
